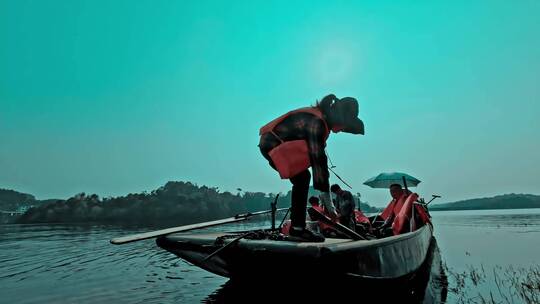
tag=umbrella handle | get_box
[402,176,409,192]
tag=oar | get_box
[110,208,288,245]
[425,195,441,206]
[307,207,366,240]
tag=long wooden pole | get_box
[110,208,288,245]
[307,207,365,240]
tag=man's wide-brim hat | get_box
[335,97,365,135]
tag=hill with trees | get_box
[429,194,540,211]
[13,181,378,226]
[0,188,37,210]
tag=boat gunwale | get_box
[162,223,433,253]
[323,224,433,252]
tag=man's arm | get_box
[306,118,337,215]
[306,118,329,192]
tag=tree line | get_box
[15,181,378,226]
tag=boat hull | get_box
[156,224,433,280]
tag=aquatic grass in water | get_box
[445,263,540,304]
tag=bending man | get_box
[258,94,364,241]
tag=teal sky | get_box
[1,0,539,206]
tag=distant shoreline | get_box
[2,182,379,226]
[2,186,539,225]
[428,193,540,212]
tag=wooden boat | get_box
[156,222,433,280]
[203,238,447,303]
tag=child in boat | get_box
[308,196,340,237]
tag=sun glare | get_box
[314,43,357,86]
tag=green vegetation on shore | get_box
[6,186,538,225]
[0,189,38,210]
[430,194,540,211]
[2,182,378,226]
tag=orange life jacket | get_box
[380,193,408,221]
[259,107,330,179]
[392,192,419,235]
[310,205,335,231]
[281,221,291,235]
[414,204,431,227]
[354,210,370,225]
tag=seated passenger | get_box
[379,184,410,223]
[307,196,338,237]
[308,196,324,216]
[381,185,432,236]
[330,184,356,230]
[284,196,344,236]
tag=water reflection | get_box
[3,209,539,303]
[0,224,227,304]
[205,239,448,304]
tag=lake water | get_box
[1,208,539,303]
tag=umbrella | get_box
[363,172,421,189]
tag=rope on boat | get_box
[326,150,353,189]
[205,230,289,262]
[214,230,287,245]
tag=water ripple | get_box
[2,210,539,303]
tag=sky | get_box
[1,0,539,206]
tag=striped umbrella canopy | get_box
[363,172,421,189]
